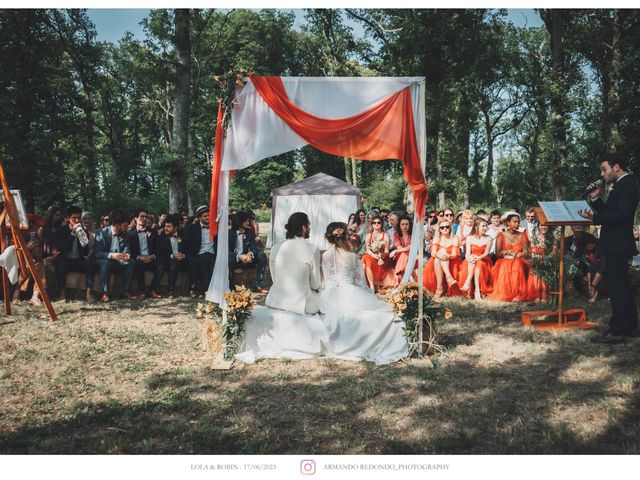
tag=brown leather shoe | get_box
[167,291,174,299]
[101,293,110,303]
[137,292,146,300]
[150,290,162,300]
[591,333,626,344]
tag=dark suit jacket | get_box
[94,226,132,260]
[184,222,217,257]
[591,174,639,256]
[157,232,187,259]
[127,227,158,259]
[229,227,260,260]
[60,224,91,258]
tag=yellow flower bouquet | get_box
[196,285,256,359]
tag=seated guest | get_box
[487,209,503,259]
[386,212,399,249]
[60,205,95,302]
[380,208,391,230]
[456,209,474,258]
[229,211,268,293]
[459,218,493,300]
[522,207,539,238]
[156,214,189,298]
[127,209,161,300]
[38,205,67,299]
[157,212,168,236]
[390,214,415,284]
[423,219,461,298]
[184,205,216,297]
[100,214,110,229]
[361,215,396,291]
[526,224,553,302]
[566,224,598,295]
[489,212,529,302]
[246,208,262,246]
[94,209,136,303]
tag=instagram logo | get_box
[300,459,316,475]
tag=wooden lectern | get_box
[0,155,57,321]
[521,201,597,331]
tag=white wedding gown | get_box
[235,246,408,365]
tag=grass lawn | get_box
[1,294,639,454]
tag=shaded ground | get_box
[1,294,639,454]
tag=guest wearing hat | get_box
[184,205,216,297]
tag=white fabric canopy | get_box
[267,194,359,251]
[207,77,426,306]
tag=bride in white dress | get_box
[235,222,408,365]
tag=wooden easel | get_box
[0,155,57,321]
[520,206,596,331]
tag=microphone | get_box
[581,179,603,198]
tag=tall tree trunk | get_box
[541,9,569,200]
[169,9,191,213]
[605,9,622,153]
[483,110,495,195]
[435,128,446,208]
[351,158,358,187]
[455,93,473,207]
[343,157,352,184]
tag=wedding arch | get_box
[206,75,428,307]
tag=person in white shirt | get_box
[185,205,216,298]
[266,212,322,315]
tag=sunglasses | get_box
[444,213,454,217]
[372,221,382,225]
[439,225,451,230]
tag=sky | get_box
[87,8,544,44]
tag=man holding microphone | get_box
[579,153,640,343]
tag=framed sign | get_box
[0,189,29,229]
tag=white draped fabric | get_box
[267,194,359,251]
[235,306,408,365]
[207,77,426,306]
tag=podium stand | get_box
[520,202,597,331]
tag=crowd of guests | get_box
[347,206,607,303]
[12,205,266,304]
[11,201,612,306]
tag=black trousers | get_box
[228,252,267,289]
[134,258,160,292]
[157,256,189,292]
[604,254,638,335]
[188,252,215,291]
[60,257,95,289]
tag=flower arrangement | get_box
[386,282,451,357]
[196,285,256,360]
[369,239,386,265]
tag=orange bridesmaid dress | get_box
[423,242,462,296]
[525,244,550,302]
[489,232,529,302]
[392,232,415,284]
[459,243,493,296]
[361,232,396,290]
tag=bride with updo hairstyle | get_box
[318,221,394,315]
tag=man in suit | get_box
[127,209,161,299]
[59,205,95,302]
[94,209,136,302]
[579,152,640,343]
[184,205,216,297]
[266,212,321,315]
[156,213,189,298]
[228,210,267,293]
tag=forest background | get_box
[1,8,639,218]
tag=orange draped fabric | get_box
[250,75,428,219]
[209,99,225,239]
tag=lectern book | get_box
[538,200,592,224]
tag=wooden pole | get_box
[0,156,57,321]
[417,217,424,357]
[0,211,11,315]
[557,225,566,325]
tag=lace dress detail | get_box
[321,246,369,290]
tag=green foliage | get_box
[362,170,407,211]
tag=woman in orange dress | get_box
[361,215,396,291]
[390,214,415,284]
[456,209,475,258]
[459,218,493,300]
[489,212,530,302]
[526,224,552,302]
[423,220,461,298]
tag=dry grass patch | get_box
[1,294,639,454]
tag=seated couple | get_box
[235,212,408,366]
